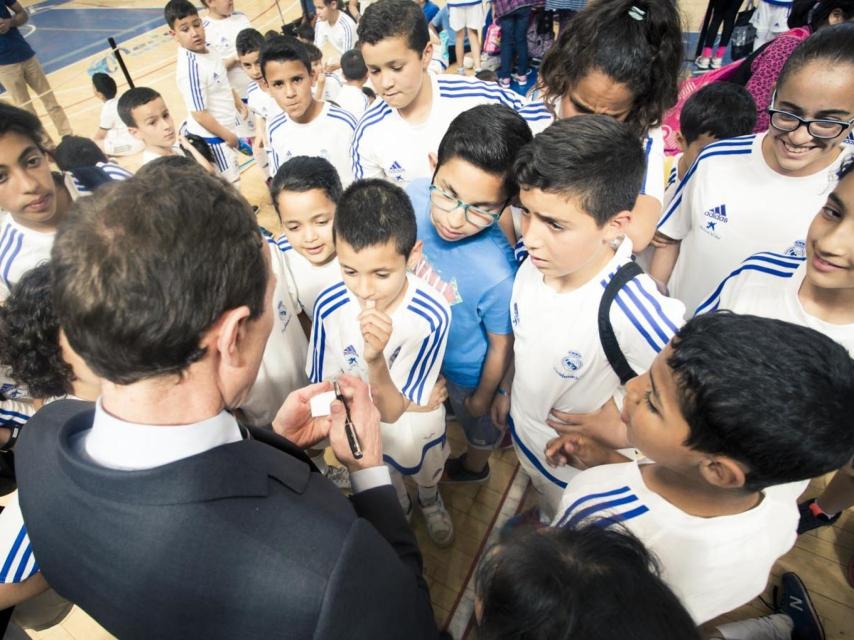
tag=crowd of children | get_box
[0,0,853,637]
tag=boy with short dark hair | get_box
[308,179,455,545]
[500,116,686,519]
[91,72,142,157]
[548,312,854,623]
[237,28,279,175]
[260,36,356,185]
[117,87,214,172]
[165,0,246,184]
[406,104,530,483]
[337,49,370,119]
[354,0,527,186]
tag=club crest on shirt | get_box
[343,344,360,369]
[784,240,806,258]
[554,350,584,379]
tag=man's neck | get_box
[148,142,177,157]
[398,71,433,123]
[100,374,225,427]
[799,276,854,324]
[641,464,762,518]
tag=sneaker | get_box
[457,66,467,75]
[797,498,840,534]
[323,464,351,491]
[695,55,710,70]
[710,57,723,69]
[419,492,455,547]
[514,71,528,85]
[499,77,512,88]
[441,454,490,484]
[714,614,794,640]
[777,572,825,640]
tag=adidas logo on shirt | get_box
[388,161,406,183]
[343,344,360,368]
[703,204,729,223]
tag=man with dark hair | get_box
[14,168,440,639]
[0,1,71,138]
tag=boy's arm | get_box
[490,360,514,429]
[361,308,411,423]
[191,110,238,147]
[648,239,680,288]
[625,194,660,253]
[466,332,513,417]
[351,129,385,181]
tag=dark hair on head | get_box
[236,28,265,56]
[0,264,74,399]
[91,72,117,100]
[777,22,854,90]
[51,165,267,385]
[539,0,683,136]
[341,49,368,81]
[117,86,162,127]
[259,35,312,77]
[271,156,343,212]
[362,86,376,101]
[358,0,430,55]
[296,22,315,42]
[668,312,854,491]
[838,155,854,181]
[680,83,756,145]
[475,526,701,640]
[164,0,199,28]
[438,105,533,201]
[0,103,48,151]
[788,0,854,29]
[136,154,204,176]
[334,179,416,257]
[53,136,108,170]
[513,115,646,226]
[304,42,323,63]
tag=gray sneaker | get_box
[419,493,455,547]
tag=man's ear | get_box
[407,240,423,270]
[128,126,143,141]
[427,152,437,173]
[420,42,434,70]
[698,455,748,490]
[211,306,253,368]
[603,210,631,243]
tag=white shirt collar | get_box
[81,399,243,471]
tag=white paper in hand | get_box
[309,390,338,417]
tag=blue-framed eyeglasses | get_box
[428,172,510,229]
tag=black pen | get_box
[333,380,363,459]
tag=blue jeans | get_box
[499,7,531,79]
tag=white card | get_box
[309,390,338,417]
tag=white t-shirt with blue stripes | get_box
[267,102,356,185]
[314,11,358,56]
[202,12,253,98]
[274,234,340,318]
[307,273,450,472]
[351,73,524,186]
[657,133,852,314]
[552,460,798,624]
[509,237,685,492]
[175,47,238,139]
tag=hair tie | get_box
[628,5,646,20]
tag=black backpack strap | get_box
[598,260,644,385]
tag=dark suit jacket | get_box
[16,400,439,639]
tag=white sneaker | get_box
[710,56,723,69]
[323,464,351,491]
[714,614,794,640]
[695,55,710,70]
[419,493,455,547]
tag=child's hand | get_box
[464,392,490,418]
[490,390,511,429]
[223,131,239,149]
[359,303,392,364]
[544,433,616,470]
[426,376,448,411]
[546,398,628,450]
[650,231,678,249]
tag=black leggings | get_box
[702,0,743,49]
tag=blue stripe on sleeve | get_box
[351,103,392,179]
[555,486,631,527]
[2,233,23,289]
[592,504,650,528]
[13,544,32,582]
[327,108,357,131]
[309,283,348,381]
[602,277,664,353]
[188,55,206,111]
[0,525,27,582]
[695,262,802,315]
[626,277,680,335]
[562,493,642,530]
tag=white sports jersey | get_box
[334,83,368,119]
[699,253,854,353]
[140,145,191,167]
[175,47,238,138]
[657,133,852,313]
[509,238,685,501]
[553,461,798,623]
[352,74,523,185]
[241,238,310,426]
[314,11,358,55]
[202,12,253,98]
[275,235,340,318]
[99,98,142,156]
[246,81,280,122]
[267,102,356,185]
[307,274,450,473]
[0,493,37,584]
[518,100,554,135]
[319,72,343,103]
[0,173,92,301]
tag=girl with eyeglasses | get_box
[650,23,854,314]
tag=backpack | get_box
[597,260,644,384]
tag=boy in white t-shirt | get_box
[499,116,686,520]
[270,156,342,320]
[305,42,343,104]
[313,0,358,67]
[166,0,246,185]
[336,49,371,119]
[260,36,356,185]
[117,87,214,172]
[354,0,525,186]
[201,0,253,99]
[236,28,279,176]
[91,73,143,157]
[308,180,455,546]
[548,312,854,624]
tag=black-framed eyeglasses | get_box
[429,171,510,229]
[768,92,854,140]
